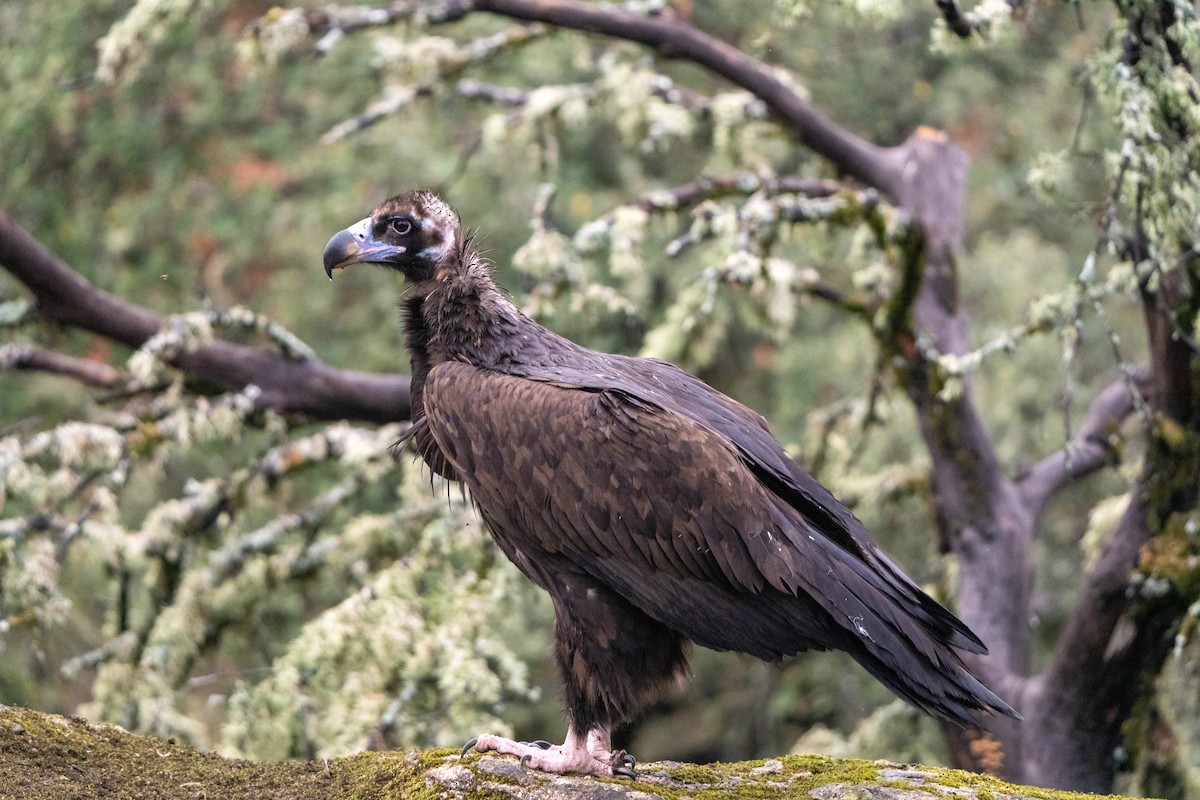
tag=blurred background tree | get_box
[1,0,1197,797]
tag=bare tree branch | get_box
[0,343,127,389]
[0,212,411,424]
[1017,372,1149,516]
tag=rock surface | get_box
[0,705,1128,799]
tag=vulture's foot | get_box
[461,728,636,779]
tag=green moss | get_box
[1138,510,1200,602]
[871,762,1129,800]
[663,762,726,784]
[1142,423,1200,541]
[0,705,334,800]
[0,706,468,800]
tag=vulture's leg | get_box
[463,577,687,778]
[463,725,632,777]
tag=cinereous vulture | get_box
[323,189,1019,778]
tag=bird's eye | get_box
[390,218,413,236]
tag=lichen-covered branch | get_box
[269,0,895,194]
[466,0,896,193]
[319,23,548,143]
[0,211,411,424]
[0,343,127,390]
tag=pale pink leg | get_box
[463,726,636,778]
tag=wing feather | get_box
[503,347,988,655]
[426,362,897,644]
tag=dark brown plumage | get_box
[323,189,1019,777]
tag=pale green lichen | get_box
[1,537,69,631]
[1082,494,1133,574]
[3,372,539,757]
[608,206,650,280]
[96,0,213,83]
[206,306,316,362]
[1028,149,1071,202]
[929,0,1019,52]
[127,313,215,385]
[760,257,801,330]
[513,229,582,281]
[220,467,539,760]
[598,58,698,154]
[0,299,33,327]
[641,276,730,368]
[712,90,774,161]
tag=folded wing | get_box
[422,359,1018,725]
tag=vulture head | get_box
[323,189,459,285]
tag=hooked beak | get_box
[322,217,407,279]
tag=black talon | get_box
[461,737,479,758]
[621,753,636,769]
[613,765,637,779]
[519,754,533,768]
[531,740,553,750]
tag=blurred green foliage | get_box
[0,0,1192,792]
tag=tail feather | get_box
[849,636,1021,726]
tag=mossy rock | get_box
[0,705,1132,799]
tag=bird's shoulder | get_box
[421,358,746,475]
[423,360,774,586]
[420,349,770,465]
